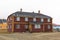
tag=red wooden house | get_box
[7,9,52,32]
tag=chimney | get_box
[32,11,34,13]
[38,10,40,14]
[20,8,22,12]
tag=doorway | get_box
[25,24,29,32]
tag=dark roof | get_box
[8,11,52,18]
[0,19,7,23]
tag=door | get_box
[25,25,29,31]
[29,24,32,32]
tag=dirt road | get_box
[0,32,60,40]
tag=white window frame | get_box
[16,17,20,21]
[33,18,36,21]
[15,24,20,29]
[25,17,28,21]
[48,25,50,29]
[48,18,50,22]
[41,18,44,22]
[35,24,41,29]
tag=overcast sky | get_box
[0,0,60,24]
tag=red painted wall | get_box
[36,18,40,22]
[7,16,52,32]
[30,24,52,32]
[20,17,25,22]
[44,24,52,32]
[8,24,12,32]
[14,24,26,32]
[28,17,33,22]
[30,24,43,32]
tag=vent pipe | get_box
[38,10,40,14]
[20,8,22,12]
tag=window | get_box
[48,19,50,22]
[25,17,28,21]
[25,25,28,29]
[15,24,20,29]
[33,18,36,21]
[16,17,20,21]
[48,25,50,29]
[35,24,41,29]
[41,18,44,22]
[8,25,11,29]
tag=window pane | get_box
[48,19,50,22]
[41,18,43,22]
[15,25,20,29]
[37,24,40,28]
[25,17,28,21]
[16,17,20,21]
[33,18,36,21]
[35,24,40,29]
